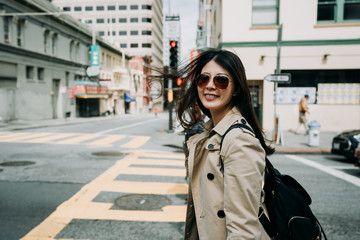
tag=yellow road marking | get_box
[20,150,187,240]
[120,136,151,148]
[87,134,126,146]
[25,133,77,143]
[0,132,29,140]
[0,132,53,142]
[55,134,99,144]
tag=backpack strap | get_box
[219,123,276,239]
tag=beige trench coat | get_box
[184,107,270,240]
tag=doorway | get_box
[52,79,60,119]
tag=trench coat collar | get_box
[203,106,244,137]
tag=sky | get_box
[163,0,199,61]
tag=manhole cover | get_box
[0,161,35,167]
[92,151,125,157]
[115,194,171,210]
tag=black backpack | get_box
[219,123,327,240]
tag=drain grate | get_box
[92,151,126,157]
[114,194,171,211]
[0,161,35,167]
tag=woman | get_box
[153,49,274,239]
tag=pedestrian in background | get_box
[295,94,310,135]
[151,49,274,239]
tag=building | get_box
[51,0,164,68]
[203,0,360,133]
[0,0,132,121]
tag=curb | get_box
[274,149,331,155]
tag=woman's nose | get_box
[205,77,216,89]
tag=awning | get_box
[124,93,136,103]
[75,94,108,99]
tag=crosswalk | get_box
[20,149,187,240]
[0,131,151,149]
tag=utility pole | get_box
[274,24,283,145]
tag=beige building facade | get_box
[52,0,164,68]
[204,0,360,133]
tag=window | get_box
[63,7,71,11]
[96,18,105,23]
[142,5,152,10]
[108,5,116,10]
[38,68,44,81]
[51,33,58,55]
[142,18,152,23]
[107,18,116,23]
[85,19,92,24]
[16,19,25,47]
[108,31,116,36]
[120,43,127,48]
[3,16,11,43]
[130,43,138,48]
[119,5,127,10]
[74,6,82,11]
[130,30,139,35]
[142,30,152,35]
[130,5,139,10]
[119,18,127,23]
[252,0,278,26]
[44,30,50,53]
[98,31,105,36]
[26,66,34,80]
[317,0,360,22]
[96,6,104,11]
[142,43,151,48]
[85,6,93,11]
[130,18,139,23]
[119,31,127,35]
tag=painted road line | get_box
[285,154,360,188]
[25,133,77,143]
[120,136,151,148]
[87,134,126,146]
[55,134,99,144]
[95,118,160,135]
[0,132,53,142]
[20,150,187,240]
[0,132,29,140]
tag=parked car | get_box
[331,130,360,161]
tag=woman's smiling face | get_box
[197,60,235,123]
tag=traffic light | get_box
[176,77,186,87]
[169,40,178,68]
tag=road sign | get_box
[86,66,100,77]
[264,73,291,83]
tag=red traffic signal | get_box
[170,41,177,48]
[176,78,186,87]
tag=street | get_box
[0,113,359,240]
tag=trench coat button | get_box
[208,144,214,149]
[217,210,226,218]
[241,119,247,124]
[207,173,214,180]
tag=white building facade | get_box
[52,0,164,68]
[205,0,360,133]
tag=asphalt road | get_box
[0,113,359,239]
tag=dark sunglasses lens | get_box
[197,75,210,88]
[214,76,229,89]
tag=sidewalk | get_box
[0,115,337,154]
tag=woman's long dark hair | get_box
[150,48,274,155]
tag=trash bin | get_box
[308,120,321,147]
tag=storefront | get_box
[73,81,109,117]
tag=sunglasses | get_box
[197,74,230,89]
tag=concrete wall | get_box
[277,104,360,132]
